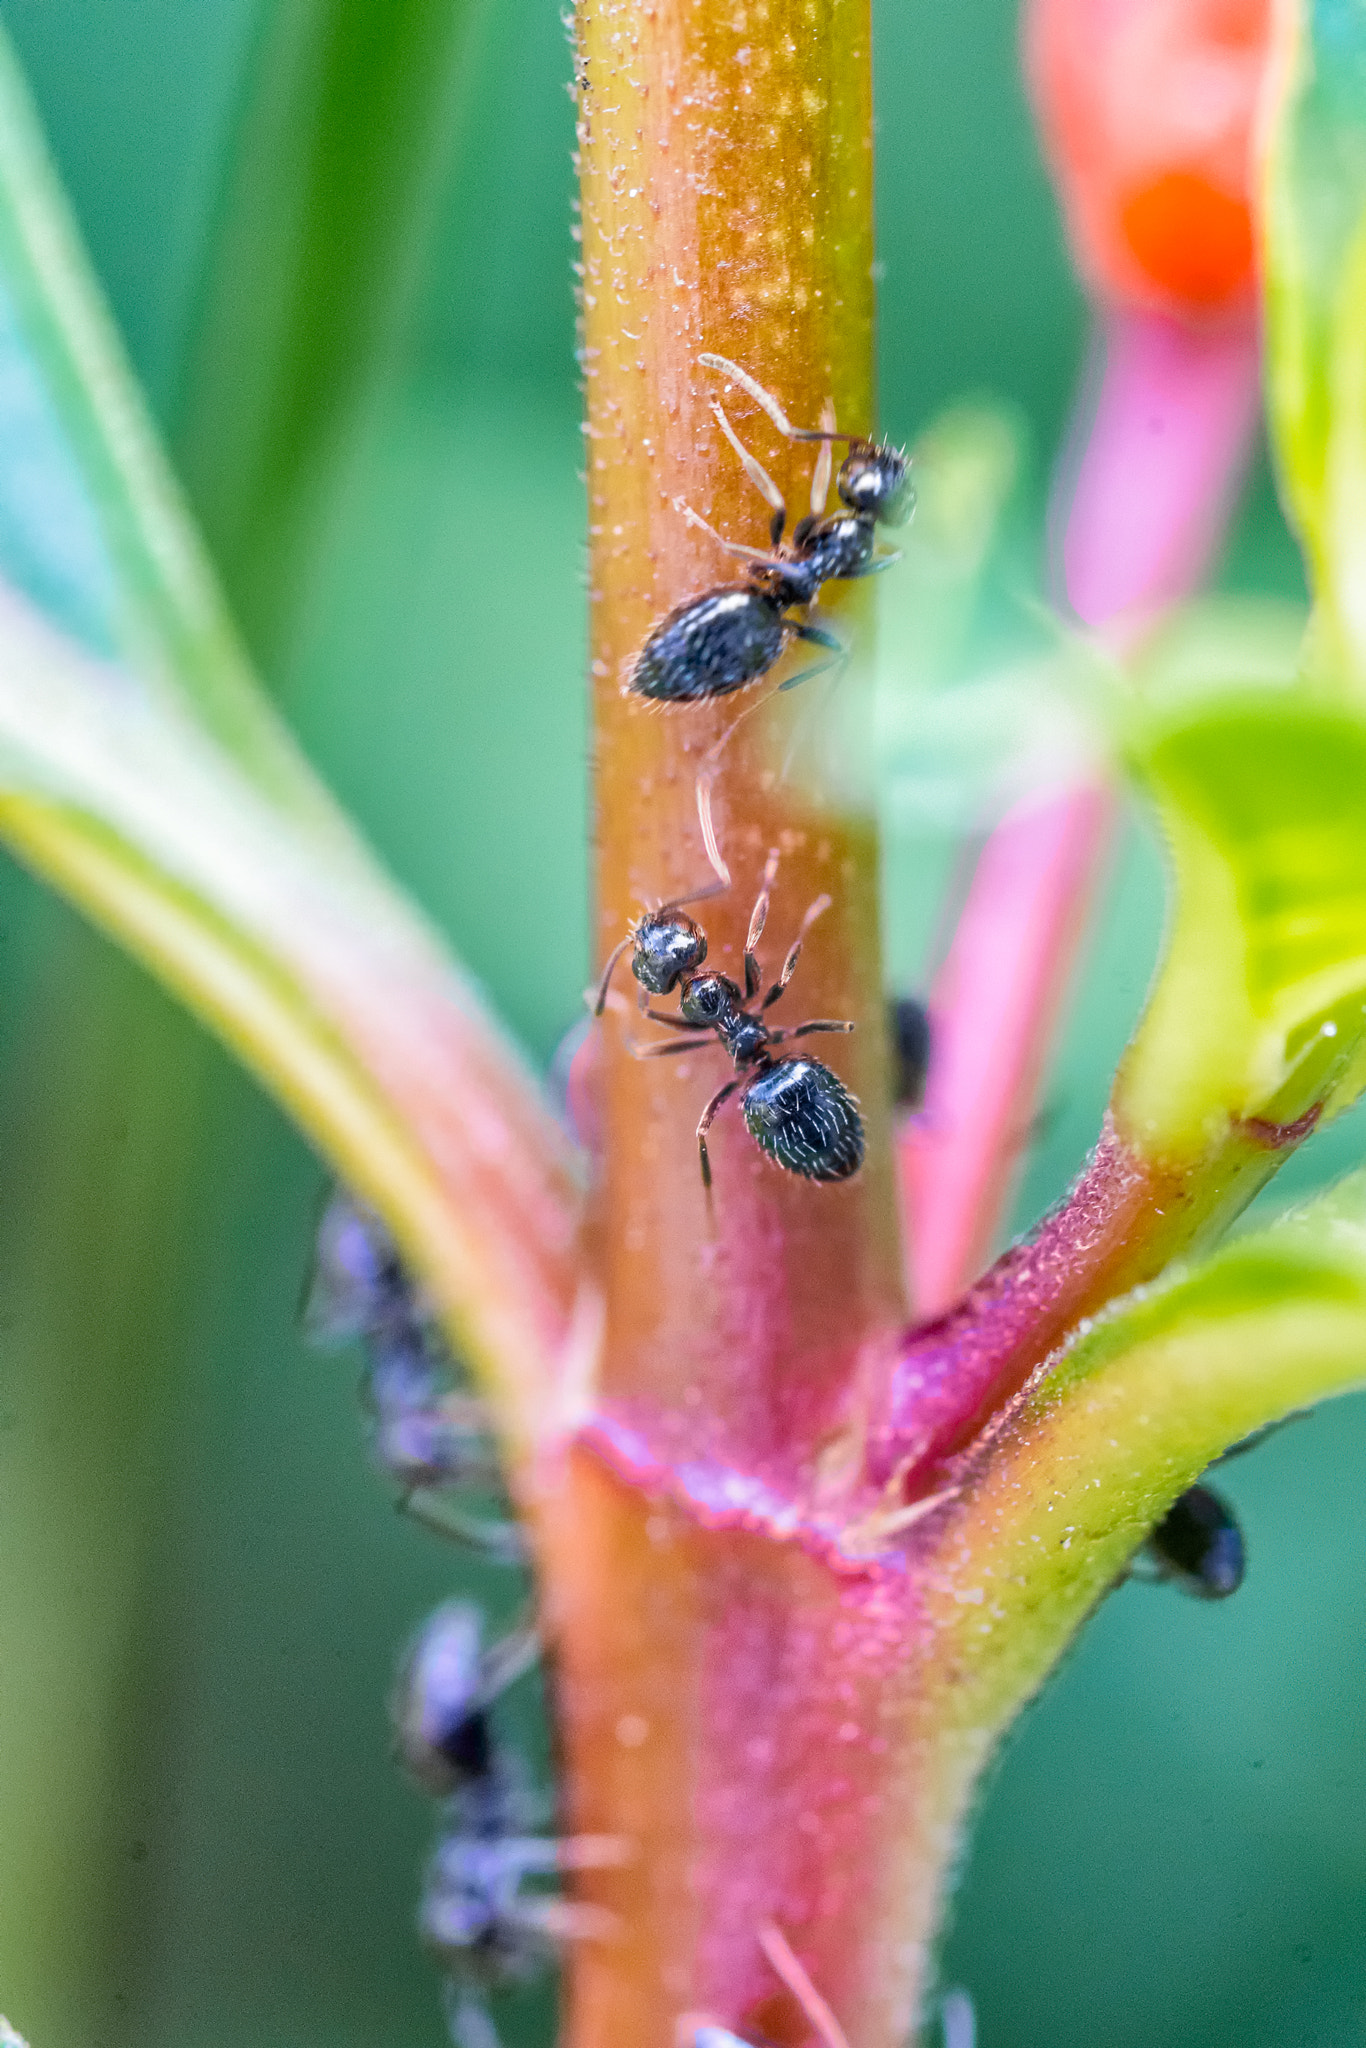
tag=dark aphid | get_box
[365,1324,495,1495]
[1145,1483,1245,1600]
[392,1601,538,1798]
[889,994,931,1111]
[625,849,865,1189]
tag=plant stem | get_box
[541,2,931,2042]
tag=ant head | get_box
[632,909,708,996]
[838,444,914,527]
[679,971,742,1028]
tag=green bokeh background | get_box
[0,1,1363,2045]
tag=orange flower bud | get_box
[1024,0,1270,318]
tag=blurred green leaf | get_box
[1263,0,1366,683]
[173,0,475,663]
[1118,681,1366,1158]
[934,1166,1366,1728]
[0,26,579,1460]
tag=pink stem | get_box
[899,783,1113,1315]
[899,309,1262,1316]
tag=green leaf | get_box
[926,1166,1366,1734]
[1263,0,1366,683]
[174,0,476,664]
[0,26,581,1464]
[1117,680,1366,1159]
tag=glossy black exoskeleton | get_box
[629,356,910,883]
[890,994,931,1112]
[628,852,865,1188]
[591,877,725,1017]
[629,353,910,708]
[1145,1483,1245,1600]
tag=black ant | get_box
[628,353,913,881]
[610,850,865,1188]
[395,1603,620,2047]
[303,1190,524,1563]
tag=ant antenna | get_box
[712,402,787,525]
[699,353,854,448]
[757,1921,851,2048]
[810,399,837,517]
[593,933,636,1016]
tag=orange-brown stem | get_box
[541,0,930,2042]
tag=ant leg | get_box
[674,500,792,575]
[810,399,837,517]
[477,1616,542,1707]
[766,1019,854,1044]
[939,1989,976,2048]
[658,876,730,918]
[696,686,776,885]
[592,932,635,1017]
[401,1490,528,1564]
[745,847,781,998]
[757,1923,851,2048]
[760,894,833,1010]
[444,1987,504,2048]
[699,353,855,449]
[628,1036,705,1060]
[642,1008,706,1030]
[778,620,845,692]
[697,1077,744,1190]
[711,401,788,546]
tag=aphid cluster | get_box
[598,849,864,1187]
[304,1190,523,1560]
[393,1603,616,2048]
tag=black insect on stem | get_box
[624,849,865,1188]
[628,354,911,883]
[1143,1482,1245,1600]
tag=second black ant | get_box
[598,850,865,1188]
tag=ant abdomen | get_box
[743,1057,865,1182]
[631,584,786,702]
